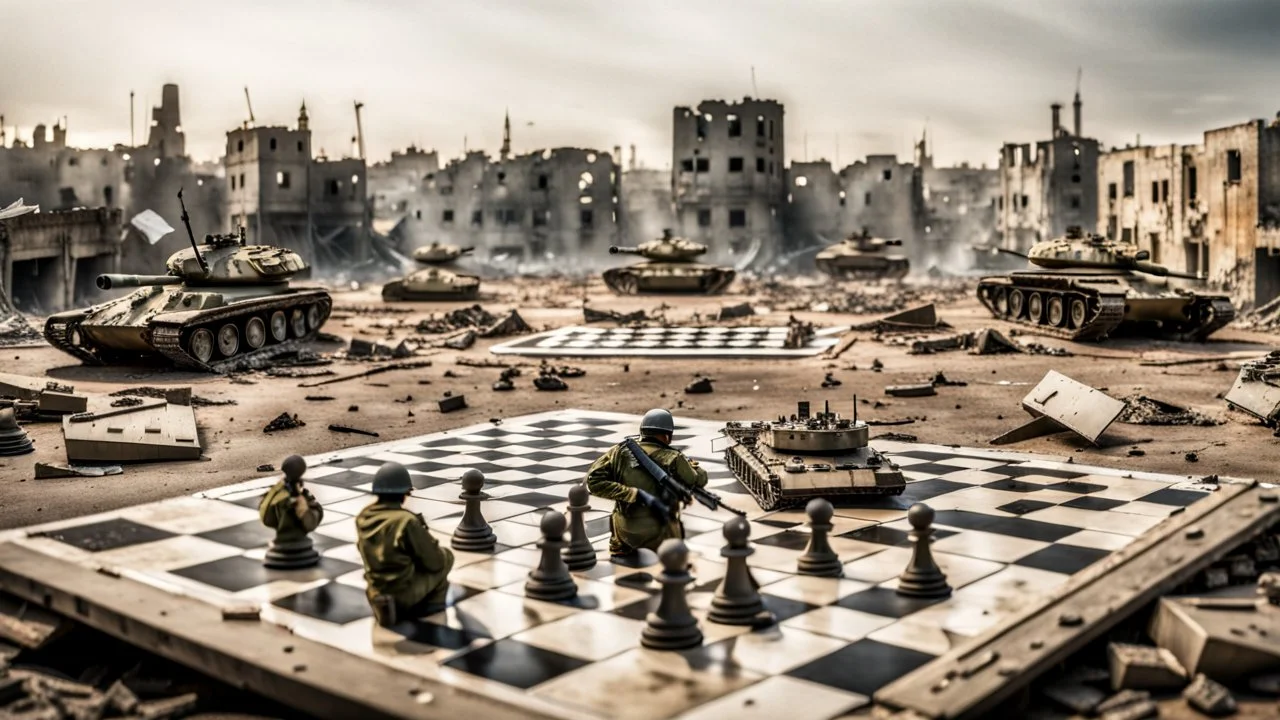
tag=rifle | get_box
[622,437,745,518]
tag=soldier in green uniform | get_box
[259,455,324,546]
[355,462,454,626]
[585,409,709,559]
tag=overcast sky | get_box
[3,0,1278,170]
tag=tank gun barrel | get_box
[609,246,641,255]
[1132,261,1205,281]
[975,245,1029,259]
[459,246,476,255]
[97,274,182,290]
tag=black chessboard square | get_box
[981,478,1046,494]
[982,464,1085,481]
[787,639,935,697]
[755,531,812,551]
[444,638,589,689]
[195,521,347,551]
[900,479,968,503]
[839,525,957,547]
[1059,496,1127,512]
[170,555,360,593]
[757,519,803,529]
[307,471,375,489]
[1045,480,1107,495]
[612,593,661,620]
[273,582,373,625]
[1014,544,1111,575]
[38,519,175,553]
[930,510,1077,542]
[900,462,971,478]
[225,493,269,510]
[391,618,490,649]
[835,587,948,618]
[760,593,818,623]
[892,449,995,464]
[995,499,1057,516]
[1137,488,1208,507]
[501,491,569,509]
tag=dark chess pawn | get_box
[797,498,843,577]
[525,511,578,601]
[896,503,952,598]
[261,455,323,569]
[707,516,776,628]
[562,484,597,571]
[641,538,703,651]
[452,468,497,552]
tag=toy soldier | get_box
[259,455,324,568]
[356,462,455,626]
[585,408,709,561]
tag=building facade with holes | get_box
[0,207,121,314]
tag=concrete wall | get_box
[837,155,924,257]
[618,168,674,245]
[369,147,440,222]
[0,207,121,313]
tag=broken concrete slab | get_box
[1149,593,1280,682]
[991,370,1125,446]
[853,303,952,333]
[444,329,477,350]
[438,394,467,413]
[62,401,201,463]
[1183,673,1237,717]
[1107,643,1187,691]
[33,462,122,479]
[480,309,532,337]
[717,302,756,320]
[684,377,713,394]
[886,383,936,398]
[1224,351,1280,426]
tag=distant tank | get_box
[44,190,331,372]
[603,229,735,295]
[814,230,910,280]
[722,400,905,511]
[381,242,481,301]
[976,226,1234,341]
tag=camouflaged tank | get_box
[381,242,481,301]
[976,226,1234,341]
[44,193,331,372]
[721,400,905,511]
[814,230,910,280]
[603,229,735,295]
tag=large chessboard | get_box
[488,325,848,358]
[0,411,1220,719]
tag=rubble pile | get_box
[907,327,1023,355]
[0,293,42,347]
[108,387,234,407]
[742,277,974,315]
[415,304,531,338]
[262,412,304,433]
[1,668,198,720]
[582,307,652,325]
[1119,395,1224,426]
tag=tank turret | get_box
[814,229,910,280]
[412,242,475,265]
[43,189,331,371]
[602,228,733,295]
[976,226,1234,341]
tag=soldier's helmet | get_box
[372,462,413,495]
[640,408,675,435]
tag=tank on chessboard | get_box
[721,399,905,510]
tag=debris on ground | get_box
[1182,674,1237,716]
[1223,351,1280,426]
[304,395,334,402]
[992,370,1125,446]
[263,413,305,433]
[1119,395,1223,426]
[443,330,476,350]
[438,394,467,413]
[348,405,359,412]
[821,373,842,388]
[534,374,569,391]
[931,372,967,387]
[297,359,434,388]
[493,367,521,391]
[347,338,396,359]
[109,387,230,407]
[853,303,951,333]
[870,359,884,372]
[109,397,144,408]
[265,365,335,379]
[416,304,497,334]
[872,432,918,442]
[328,424,379,437]
[1107,643,1187,691]
[0,270,44,346]
[64,402,201,463]
[457,357,515,369]
[717,302,756,320]
[583,306,649,325]
[885,383,935,397]
[684,377,714,394]
[34,463,123,479]
[479,309,532,337]
[0,374,89,415]
[908,327,1023,355]
[256,464,274,472]
[540,362,585,378]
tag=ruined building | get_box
[1098,115,1280,308]
[618,165,675,247]
[0,207,121,313]
[224,104,370,272]
[368,145,440,231]
[916,132,1000,266]
[672,98,786,265]
[997,90,1100,252]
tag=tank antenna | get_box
[824,399,830,419]
[177,188,209,275]
[853,395,858,424]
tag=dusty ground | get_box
[2,277,1277,530]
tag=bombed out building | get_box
[997,91,1100,253]
[0,207,121,314]
[368,145,440,232]
[224,104,370,273]
[916,133,1000,266]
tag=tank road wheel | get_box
[189,328,215,364]
[1069,298,1088,329]
[991,287,1008,314]
[290,309,307,338]
[245,317,267,349]
[1027,293,1044,324]
[69,327,84,347]
[1008,289,1025,319]
[615,274,639,295]
[216,324,239,358]
[1047,295,1065,327]
[306,304,322,331]
[270,311,288,342]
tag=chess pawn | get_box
[641,538,703,651]
[797,498,843,577]
[264,455,322,569]
[525,511,578,601]
[562,484,597,571]
[452,468,497,552]
[707,516,776,627]
[896,503,952,598]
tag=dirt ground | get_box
[2,277,1277,531]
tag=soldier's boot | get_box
[371,594,397,628]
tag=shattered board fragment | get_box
[1149,594,1280,682]
[886,383,936,398]
[63,402,201,463]
[970,327,1022,355]
[992,370,1124,446]
[853,303,950,333]
[438,394,467,413]
[1183,674,1236,717]
[1224,351,1280,426]
[1108,643,1188,691]
[583,307,647,325]
[34,463,123,479]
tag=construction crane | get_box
[243,87,255,128]
[353,101,366,160]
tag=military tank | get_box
[814,230,910,280]
[721,400,905,511]
[603,229,735,295]
[381,242,481,301]
[44,190,332,373]
[976,227,1234,341]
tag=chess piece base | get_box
[641,614,703,650]
[264,537,320,569]
[451,527,497,553]
[797,553,844,577]
[562,545,597,571]
[525,570,578,602]
[896,569,952,598]
[707,595,775,627]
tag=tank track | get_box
[381,280,480,302]
[150,291,332,373]
[977,277,1127,341]
[602,267,736,295]
[818,259,910,281]
[1167,297,1235,342]
[44,313,105,365]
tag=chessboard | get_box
[0,410,1219,720]
[488,325,848,358]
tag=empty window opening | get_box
[276,171,290,188]
[695,158,709,172]
[327,179,341,195]
[297,141,304,152]
[838,190,846,207]
[729,157,744,172]
[1161,179,1169,202]
[697,209,712,227]
[471,210,483,226]
[865,192,872,206]
[415,209,422,220]
[1108,183,1117,201]
[727,114,741,137]
[237,139,244,153]
[497,172,506,184]
[1021,194,1028,208]
[538,174,549,189]
[1122,227,1133,243]
[1123,161,1135,197]
[729,209,746,227]
[680,159,694,173]
[442,209,455,223]
[580,209,594,228]
[756,116,765,137]
[230,176,236,190]
[882,169,892,181]
[1152,181,1160,203]
[67,157,78,167]
[533,210,548,227]
[794,176,808,187]
[1227,150,1242,182]
[103,186,114,206]
[270,138,277,151]
[238,173,245,188]
[756,157,765,173]
[1188,167,1198,200]
[579,196,593,205]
